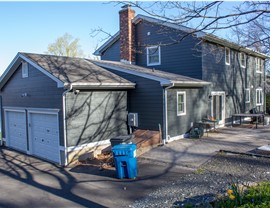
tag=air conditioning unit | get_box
[128,113,138,127]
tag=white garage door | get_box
[28,112,60,163]
[5,110,27,152]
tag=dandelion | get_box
[229,194,236,200]
[227,189,234,195]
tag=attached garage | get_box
[0,52,135,165]
[4,108,61,163]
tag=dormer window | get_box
[225,47,230,65]
[239,52,246,68]
[147,46,161,66]
[22,62,28,78]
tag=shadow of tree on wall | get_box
[202,42,247,116]
[66,90,128,163]
[0,147,105,207]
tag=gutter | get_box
[164,82,175,144]
[62,84,72,166]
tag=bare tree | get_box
[112,1,270,51]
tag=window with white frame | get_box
[256,88,263,105]
[239,52,246,68]
[22,62,28,78]
[177,91,186,116]
[245,88,250,103]
[256,58,263,73]
[225,47,230,65]
[147,46,161,66]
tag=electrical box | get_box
[128,113,138,127]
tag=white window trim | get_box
[256,58,263,74]
[245,88,250,103]
[177,91,186,116]
[225,47,230,65]
[22,62,28,78]
[256,88,263,106]
[239,52,246,68]
[146,46,161,66]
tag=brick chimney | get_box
[119,5,135,64]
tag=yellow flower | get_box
[229,194,235,200]
[227,189,234,195]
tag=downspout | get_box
[62,85,72,166]
[164,82,175,144]
[264,60,266,112]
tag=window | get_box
[225,47,230,65]
[256,88,263,106]
[177,91,186,116]
[147,46,161,66]
[239,52,246,68]
[245,88,250,103]
[22,62,28,78]
[256,58,263,73]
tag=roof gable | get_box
[0,53,135,90]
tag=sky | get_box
[0,1,237,76]
[0,1,129,74]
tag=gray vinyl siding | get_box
[65,90,128,147]
[202,42,264,122]
[100,69,163,131]
[101,39,120,61]
[1,63,64,145]
[135,21,203,79]
[167,88,208,138]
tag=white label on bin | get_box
[133,150,136,158]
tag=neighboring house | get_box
[0,53,135,165]
[94,5,269,138]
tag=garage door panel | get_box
[5,111,27,152]
[29,112,60,163]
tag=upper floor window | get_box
[245,88,250,103]
[239,52,246,68]
[22,62,28,78]
[177,91,186,116]
[225,47,230,65]
[256,88,263,106]
[256,58,263,73]
[147,46,161,66]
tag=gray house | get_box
[0,53,135,165]
[0,52,208,165]
[94,6,269,140]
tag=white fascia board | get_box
[0,53,21,87]
[172,81,211,87]
[94,62,171,86]
[70,82,136,89]
[93,31,120,56]
[201,34,270,59]
[19,54,64,88]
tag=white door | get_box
[5,110,27,152]
[28,112,60,163]
[211,91,225,124]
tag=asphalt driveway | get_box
[0,147,185,208]
[1,126,270,207]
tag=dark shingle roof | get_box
[91,59,210,87]
[21,53,134,86]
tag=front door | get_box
[211,92,225,124]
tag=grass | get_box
[213,182,270,208]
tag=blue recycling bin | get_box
[112,144,137,179]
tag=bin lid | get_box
[112,144,136,155]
